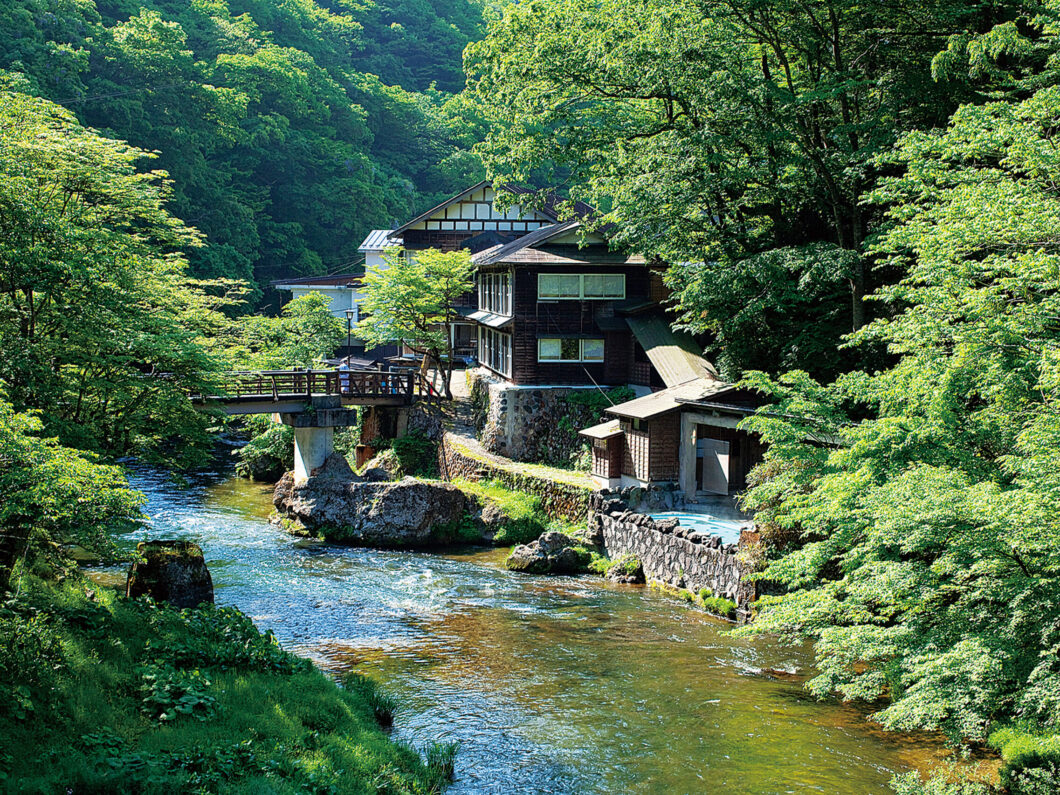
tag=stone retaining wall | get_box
[588,493,757,619]
[438,433,592,523]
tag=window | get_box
[537,274,581,299]
[537,338,605,363]
[537,273,625,300]
[477,271,512,316]
[479,327,512,377]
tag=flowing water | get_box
[102,467,945,794]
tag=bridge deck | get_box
[193,368,442,412]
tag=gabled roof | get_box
[358,229,395,252]
[625,315,718,388]
[471,219,646,267]
[389,181,597,238]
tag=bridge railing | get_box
[200,368,444,405]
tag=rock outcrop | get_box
[126,540,214,608]
[273,463,470,547]
[505,531,591,574]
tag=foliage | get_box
[736,3,1060,760]
[235,420,294,482]
[0,397,143,591]
[236,292,345,370]
[342,672,397,729]
[390,431,440,479]
[466,0,1002,378]
[0,83,231,461]
[990,727,1060,795]
[0,0,485,301]
[0,576,445,793]
[356,247,474,397]
[138,665,217,722]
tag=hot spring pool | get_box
[649,511,748,545]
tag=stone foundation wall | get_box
[465,368,609,464]
[438,433,592,523]
[588,493,757,618]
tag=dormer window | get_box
[538,273,625,300]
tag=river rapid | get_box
[102,466,943,794]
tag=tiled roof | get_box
[471,220,646,267]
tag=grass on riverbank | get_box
[0,575,451,793]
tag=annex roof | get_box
[625,315,718,388]
[605,379,733,420]
[357,229,395,252]
[578,419,623,440]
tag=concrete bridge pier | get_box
[277,396,359,485]
[292,426,335,484]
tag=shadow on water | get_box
[100,465,947,794]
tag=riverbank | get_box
[0,574,453,793]
[96,467,949,792]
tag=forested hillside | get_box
[1,0,485,303]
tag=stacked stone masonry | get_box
[588,492,757,619]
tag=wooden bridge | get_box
[193,367,443,415]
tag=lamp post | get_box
[344,307,357,365]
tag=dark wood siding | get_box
[509,264,649,385]
[591,437,623,479]
[647,413,680,481]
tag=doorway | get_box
[697,436,730,495]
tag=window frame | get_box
[536,273,626,301]
[537,337,606,363]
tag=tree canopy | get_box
[0,0,486,303]
[734,5,1060,787]
[466,0,1002,378]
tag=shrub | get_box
[607,554,641,577]
[454,479,550,546]
[390,431,438,477]
[700,595,738,620]
[990,727,1060,795]
[235,420,293,481]
[588,553,611,575]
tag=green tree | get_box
[237,292,345,370]
[465,0,998,378]
[0,81,228,461]
[738,5,1060,760]
[0,397,143,591]
[355,247,473,398]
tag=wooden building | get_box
[580,376,766,497]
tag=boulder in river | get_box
[126,540,214,608]
[505,531,591,574]
[273,465,471,547]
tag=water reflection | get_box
[106,466,941,794]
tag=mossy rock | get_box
[126,540,214,609]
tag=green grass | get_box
[0,576,449,793]
[451,478,551,546]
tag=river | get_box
[102,466,943,794]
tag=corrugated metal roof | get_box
[579,419,622,439]
[625,315,718,388]
[358,229,396,252]
[606,380,732,420]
